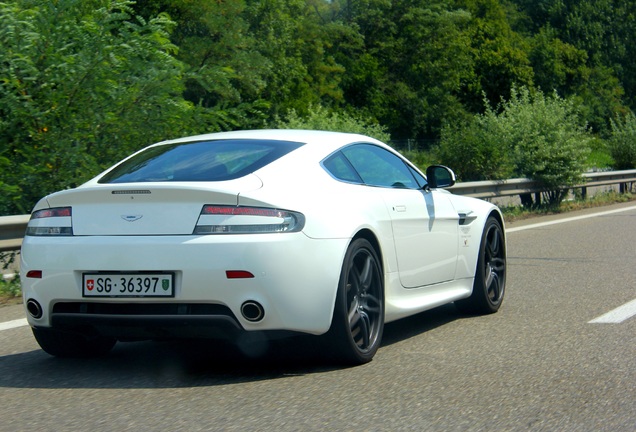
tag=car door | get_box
[341,144,459,288]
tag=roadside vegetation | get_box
[2,1,636,216]
[1,250,21,304]
[0,275,21,305]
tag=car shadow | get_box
[381,303,462,347]
[0,304,464,390]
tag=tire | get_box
[456,216,506,315]
[325,238,384,365]
[32,327,116,358]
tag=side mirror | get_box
[426,165,456,189]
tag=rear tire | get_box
[325,238,384,365]
[456,216,506,315]
[32,327,116,358]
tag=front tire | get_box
[325,238,384,365]
[456,216,506,315]
[32,327,116,358]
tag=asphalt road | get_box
[1,202,635,431]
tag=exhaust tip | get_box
[26,299,43,319]
[241,301,264,322]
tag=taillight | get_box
[194,205,305,234]
[25,207,73,236]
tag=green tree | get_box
[244,0,357,118]
[338,0,475,139]
[0,0,195,215]
[511,0,635,122]
[457,0,535,111]
[529,26,588,96]
[133,0,272,130]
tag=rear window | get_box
[98,139,304,183]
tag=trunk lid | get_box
[45,176,262,236]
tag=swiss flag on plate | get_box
[86,279,94,291]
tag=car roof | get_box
[160,129,387,155]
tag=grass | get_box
[1,190,634,306]
[1,250,21,306]
[0,276,22,306]
[501,190,635,223]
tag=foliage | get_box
[438,87,591,204]
[0,0,198,214]
[2,0,636,215]
[338,0,475,139]
[499,88,591,195]
[133,0,272,130]
[0,251,20,301]
[275,104,391,143]
[436,112,514,182]
[0,276,21,300]
[457,0,535,111]
[511,0,632,133]
[585,137,614,170]
[398,149,435,173]
[609,112,636,169]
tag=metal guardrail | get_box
[449,169,636,199]
[1,169,635,253]
[0,215,30,253]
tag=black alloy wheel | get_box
[326,238,384,365]
[456,216,506,314]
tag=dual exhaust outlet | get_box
[26,299,43,319]
[26,298,265,323]
[240,300,265,322]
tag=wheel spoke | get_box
[490,257,506,272]
[486,229,499,258]
[347,293,360,325]
[363,294,382,313]
[484,264,495,288]
[357,311,371,348]
[487,274,501,301]
[358,255,373,291]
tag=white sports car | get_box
[20,129,506,364]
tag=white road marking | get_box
[507,204,636,233]
[0,318,28,331]
[589,298,636,324]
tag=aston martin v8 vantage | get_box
[21,129,506,364]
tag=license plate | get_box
[82,273,174,297]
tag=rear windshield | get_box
[98,139,304,183]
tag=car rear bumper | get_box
[21,233,349,336]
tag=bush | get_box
[609,112,636,169]
[399,149,435,172]
[438,87,591,204]
[502,88,591,195]
[436,114,514,182]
